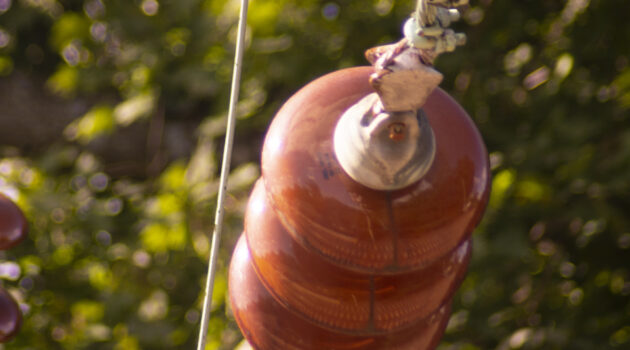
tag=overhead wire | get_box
[196,1,249,349]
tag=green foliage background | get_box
[0,0,629,349]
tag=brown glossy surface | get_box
[245,179,470,333]
[229,67,490,349]
[0,194,26,343]
[0,288,22,343]
[0,193,28,251]
[229,236,450,350]
[262,66,490,272]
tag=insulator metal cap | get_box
[334,93,436,190]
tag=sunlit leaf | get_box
[153,193,182,216]
[159,161,188,191]
[50,12,90,50]
[203,317,226,350]
[554,53,574,80]
[504,43,532,76]
[114,336,140,350]
[52,245,75,266]
[140,220,187,253]
[71,300,105,323]
[515,178,550,203]
[88,262,115,291]
[613,69,630,109]
[113,92,156,126]
[489,169,515,209]
[167,222,187,250]
[138,289,168,322]
[0,55,13,75]
[202,0,229,16]
[64,105,115,144]
[211,272,226,309]
[47,65,79,96]
[610,326,630,347]
[248,0,283,36]
[186,137,216,186]
[140,222,170,253]
[164,28,190,57]
[130,65,152,89]
[227,163,259,191]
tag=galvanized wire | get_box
[196,0,249,349]
[406,0,468,57]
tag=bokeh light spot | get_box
[141,0,159,16]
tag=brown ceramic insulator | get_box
[244,179,471,333]
[261,66,489,272]
[229,66,490,349]
[0,193,28,251]
[229,236,450,350]
[0,287,22,343]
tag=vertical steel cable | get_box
[196,1,249,349]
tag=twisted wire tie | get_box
[405,0,469,58]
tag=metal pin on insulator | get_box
[334,44,442,190]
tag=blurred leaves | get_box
[47,65,79,96]
[0,55,13,75]
[0,0,629,349]
[113,91,156,126]
[64,105,115,144]
[50,12,90,50]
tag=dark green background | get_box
[0,0,628,349]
